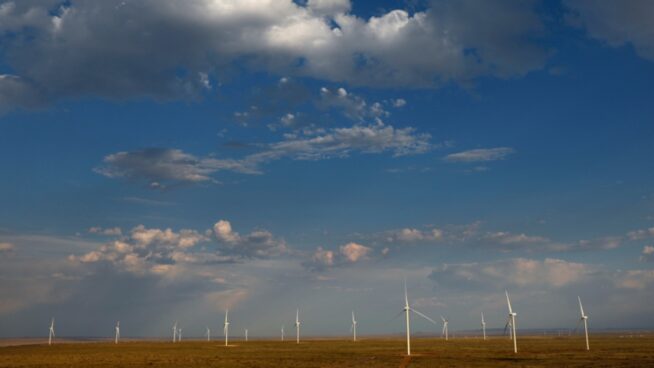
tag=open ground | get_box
[1,335,653,367]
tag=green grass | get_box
[1,336,653,367]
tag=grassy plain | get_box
[1,335,653,367]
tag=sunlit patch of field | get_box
[1,335,653,367]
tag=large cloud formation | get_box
[0,0,548,111]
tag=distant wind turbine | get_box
[172,322,177,343]
[440,316,449,341]
[398,280,438,356]
[295,309,301,344]
[224,309,230,346]
[206,327,211,342]
[504,290,517,353]
[481,312,487,341]
[350,311,357,342]
[281,325,285,341]
[48,318,55,346]
[178,328,182,342]
[245,329,248,342]
[576,296,590,351]
[114,321,120,344]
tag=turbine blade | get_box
[505,290,513,314]
[411,308,438,325]
[578,296,585,318]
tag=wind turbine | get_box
[481,312,487,341]
[295,309,301,344]
[172,322,177,343]
[576,296,590,351]
[206,327,211,342]
[48,318,55,346]
[114,321,120,344]
[281,325,285,341]
[440,316,449,341]
[350,311,357,342]
[224,309,230,346]
[399,280,438,356]
[245,329,248,342]
[178,328,182,342]
[504,290,517,353]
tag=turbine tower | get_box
[245,329,248,342]
[577,296,590,351]
[505,290,517,353]
[295,309,301,344]
[399,280,438,356]
[350,311,357,342]
[440,316,449,341]
[481,312,487,341]
[224,309,230,346]
[48,318,55,346]
[281,325,285,341]
[178,328,182,342]
[114,321,120,344]
[172,322,177,343]
[206,327,211,342]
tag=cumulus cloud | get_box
[97,122,432,187]
[305,242,372,270]
[0,242,15,252]
[212,219,287,258]
[0,0,548,112]
[640,245,654,262]
[444,147,515,162]
[566,0,654,61]
[385,228,444,243]
[482,231,570,252]
[0,75,44,113]
[317,86,390,121]
[430,258,592,290]
[616,269,654,289]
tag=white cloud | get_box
[212,220,287,258]
[566,0,654,61]
[430,258,592,290]
[305,241,372,270]
[0,242,15,252]
[98,122,433,187]
[339,242,371,262]
[392,98,406,108]
[385,228,443,243]
[444,147,515,162]
[88,226,122,236]
[0,0,548,112]
[640,245,654,262]
[616,270,654,289]
[627,227,654,240]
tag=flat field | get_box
[1,335,653,367]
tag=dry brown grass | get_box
[1,335,653,367]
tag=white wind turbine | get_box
[350,311,357,342]
[206,327,211,342]
[481,312,487,341]
[114,321,120,344]
[48,318,55,346]
[295,309,301,344]
[281,325,285,341]
[504,290,517,353]
[224,309,230,346]
[576,296,590,351]
[172,322,177,343]
[440,316,449,341]
[398,281,438,356]
[178,328,182,342]
[245,329,248,342]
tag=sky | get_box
[1,0,654,339]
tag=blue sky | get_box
[1,0,654,338]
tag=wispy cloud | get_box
[97,122,433,188]
[444,147,515,163]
